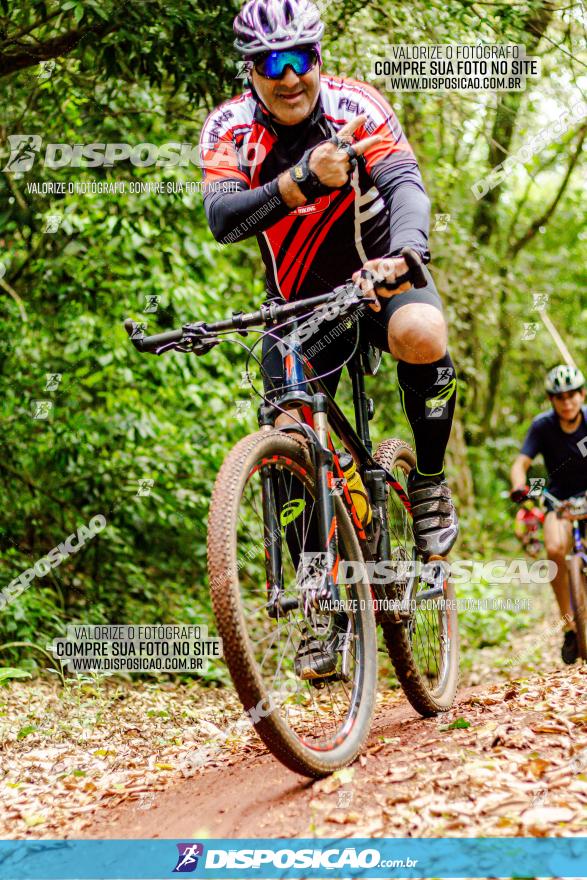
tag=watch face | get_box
[294,166,304,180]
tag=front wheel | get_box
[373,438,460,715]
[568,555,587,660]
[207,429,378,777]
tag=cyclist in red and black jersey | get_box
[200,0,459,560]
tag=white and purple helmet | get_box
[234,0,325,57]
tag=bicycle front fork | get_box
[259,392,344,619]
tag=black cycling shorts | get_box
[260,264,443,400]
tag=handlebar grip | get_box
[368,246,428,293]
[124,318,184,353]
[510,486,530,504]
[401,246,427,289]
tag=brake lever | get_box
[362,246,428,292]
[335,280,377,310]
[182,322,220,355]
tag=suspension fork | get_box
[311,394,340,599]
[260,463,284,619]
[258,405,298,619]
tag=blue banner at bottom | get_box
[0,837,586,879]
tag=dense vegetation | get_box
[0,0,585,673]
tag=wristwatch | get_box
[289,147,334,202]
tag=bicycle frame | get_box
[540,488,587,612]
[257,318,413,619]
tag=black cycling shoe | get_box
[562,629,579,665]
[294,631,338,680]
[407,470,459,560]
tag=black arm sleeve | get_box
[369,160,431,264]
[203,177,293,244]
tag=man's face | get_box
[251,50,320,125]
[549,388,585,422]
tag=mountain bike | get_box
[540,490,587,660]
[514,499,545,558]
[125,247,459,777]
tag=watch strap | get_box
[290,146,339,201]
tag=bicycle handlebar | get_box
[124,246,426,356]
[510,486,587,519]
[376,246,427,291]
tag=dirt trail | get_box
[4,591,586,840]
[81,665,587,840]
[80,691,428,839]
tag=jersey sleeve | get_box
[348,80,416,175]
[199,105,251,188]
[520,419,543,460]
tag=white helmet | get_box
[545,364,585,395]
[234,0,324,56]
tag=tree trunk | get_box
[472,1,557,245]
[446,412,475,511]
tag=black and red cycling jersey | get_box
[199,74,431,302]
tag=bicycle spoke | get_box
[230,453,365,749]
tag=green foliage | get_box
[0,668,32,684]
[0,0,585,672]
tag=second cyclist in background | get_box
[510,365,587,664]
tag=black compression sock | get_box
[397,353,457,478]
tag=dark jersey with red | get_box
[200,74,431,302]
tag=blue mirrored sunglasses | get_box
[253,47,319,79]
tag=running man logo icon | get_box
[235,60,250,81]
[173,843,204,873]
[3,135,42,172]
[31,399,53,419]
[130,322,147,340]
[43,214,62,233]
[235,398,252,418]
[330,477,346,496]
[528,477,545,496]
[435,366,454,386]
[532,293,550,311]
[433,213,451,232]
[521,322,539,341]
[425,396,448,419]
[37,60,56,81]
[45,373,62,391]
